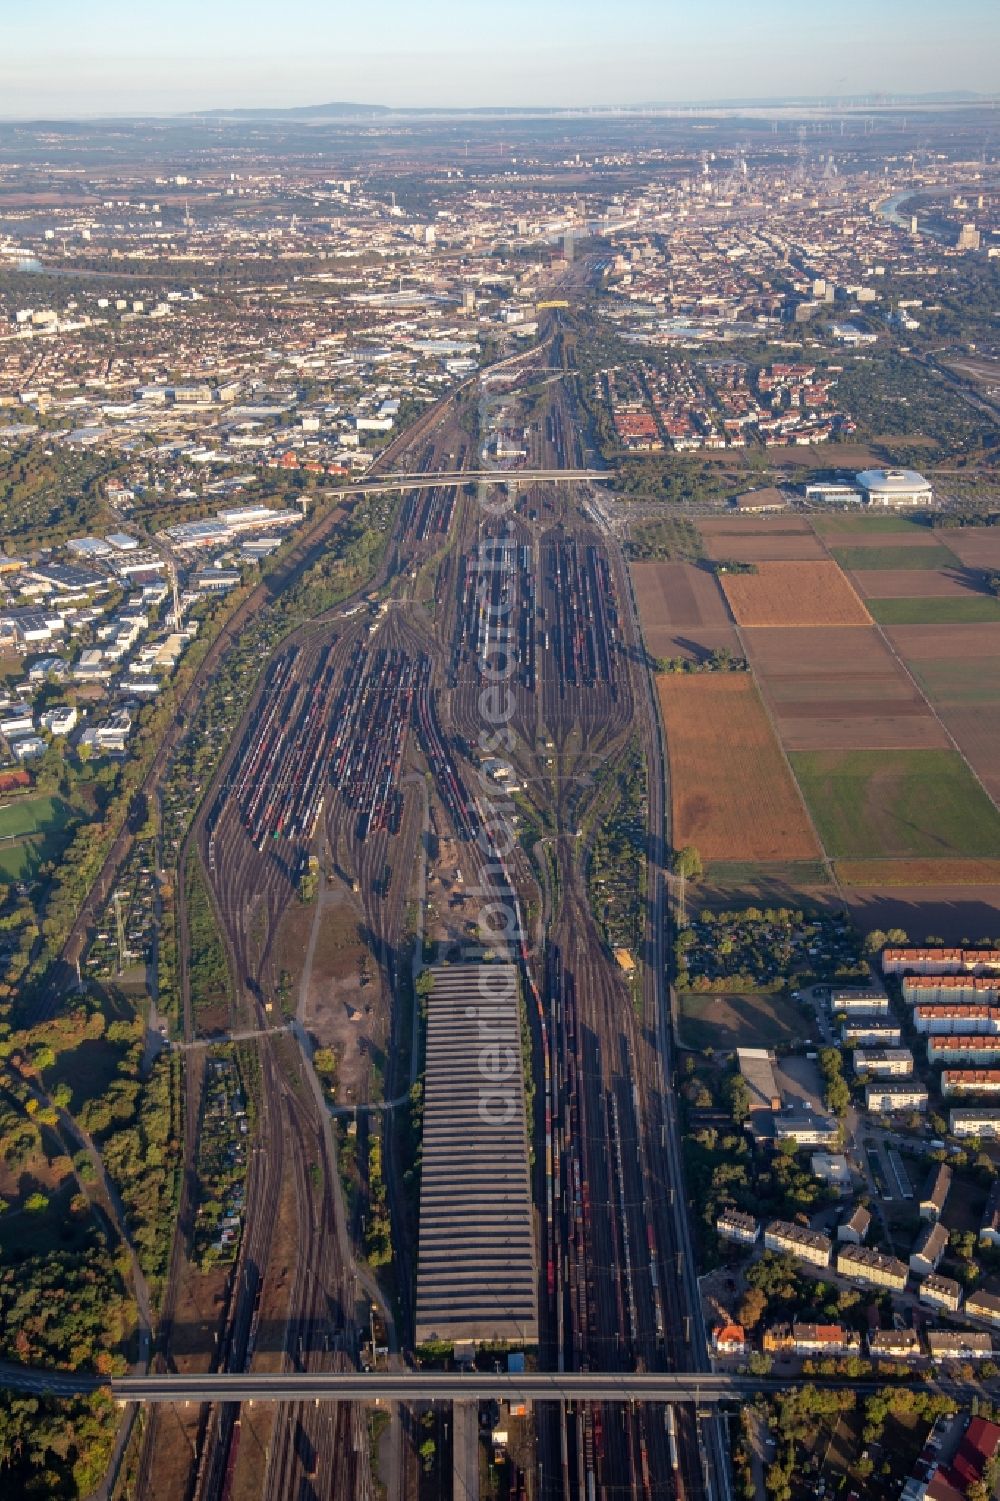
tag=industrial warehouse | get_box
[415,964,538,1346]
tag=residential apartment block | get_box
[764,1219,832,1268]
[836,1244,908,1292]
[852,1048,914,1078]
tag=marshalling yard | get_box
[106,297,728,1501]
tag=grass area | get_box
[0,842,48,882]
[185,850,232,1029]
[0,795,73,842]
[789,747,1000,859]
[677,990,808,1050]
[868,596,1000,624]
[811,513,927,535]
[907,657,1000,706]
[625,515,704,562]
[0,794,77,881]
[832,545,959,570]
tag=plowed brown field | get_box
[720,561,871,626]
[854,568,988,598]
[742,625,942,748]
[942,529,1000,570]
[837,859,1000,886]
[632,561,739,660]
[700,516,814,535]
[702,531,827,562]
[657,675,821,861]
[938,705,1000,802]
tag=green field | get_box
[677,990,809,1050]
[832,545,959,570]
[0,795,76,881]
[0,795,72,843]
[789,747,1000,859]
[908,657,1000,706]
[811,514,927,535]
[868,596,1000,625]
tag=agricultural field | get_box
[657,675,821,862]
[719,560,871,627]
[937,705,1000,804]
[700,522,826,563]
[789,748,1000,860]
[851,567,988,598]
[744,626,946,751]
[701,515,817,536]
[867,595,1000,624]
[889,624,1000,706]
[937,526,1000,570]
[830,544,960,570]
[835,858,1000,886]
[631,559,739,662]
[810,513,933,537]
[843,885,1000,945]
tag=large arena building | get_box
[856,467,933,507]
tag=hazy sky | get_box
[1,0,997,116]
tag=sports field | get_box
[658,675,820,862]
[0,795,72,843]
[0,795,74,882]
[719,561,871,627]
[788,748,1000,860]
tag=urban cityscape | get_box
[0,9,999,1501]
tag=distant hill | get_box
[198,101,393,119]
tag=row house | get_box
[763,1322,860,1357]
[928,1036,1000,1066]
[883,947,1000,977]
[942,1070,1000,1098]
[905,976,1000,1006]
[913,1004,1000,1034]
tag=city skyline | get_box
[2,0,998,117]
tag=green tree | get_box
[674,845,703,880]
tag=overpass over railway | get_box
[344,469,610,494]
[0,1362,993,1406]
